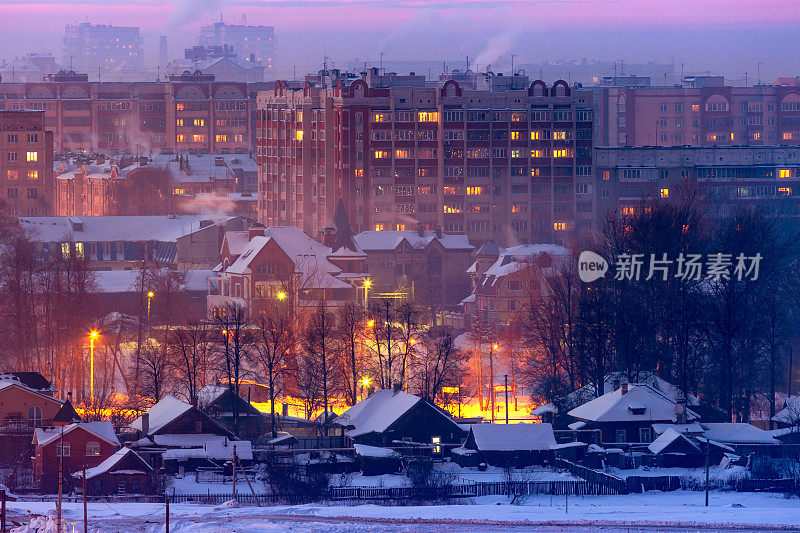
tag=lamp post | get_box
[360,376,371,400]
[89,330,98,404]
[363,279,371,307]
[146,291,155,320]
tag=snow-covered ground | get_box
[168,474,269,495]
[7,491,800,532]
[605,464,748,483]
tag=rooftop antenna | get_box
[511,53,517,75]
[379,51,385,75]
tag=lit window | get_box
[192,134,205,143]
[553,222,567,231]
[176,134,185,143]
[6,170,18,180]
[779,169,793,178]
[395,149,412,159]
[176,119,184,127]
[374,150,389,159]
[395,224,406,231]
[374,223,385,231]
[295,130,303,141]
[510,131,520,140]
[74,242,84,259]
[61,243,70,258]
[176,103,185,111]
[622,207,636,216]
[193,119,205,127]
[215,134,227,143]
[466,187,483,195]
[354,169,364,178]
[530,131,540,140]
[432,436,441,454]
[682,224,689,234]
[530,149,545,158]
[418,111,439,122]
[27,170,38,180]
[783,132,793,140]
[172,188,185,195]
[691,104,700,112]
[553,149,572,158]
[511,149,522,158]
[553,131,566,140]
[26,151,38,162]
[660,188,669,198]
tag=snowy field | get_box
[6,491,800,532]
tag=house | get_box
[354,228,473,307]
[0,373,64,431]
[534,372,704,429]
[73,447,154,495]
[197,384,267,440]
[129,395,250,473]
[463,243,567,326]
[771,397,800,429]
[451,423,557,467]
[334,389,466,450]
[20,214,250,271]
[32,421,119,492]
[699,423,779,457]
[647,428,703,467]
[566,383,699,445]
[209,225,361,319]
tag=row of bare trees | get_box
[518,183,800,425]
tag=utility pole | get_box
[705,440,710,507]
[232,445,237,500]
[83,465,87,533]
[1,488,6,533]
[57,425,63,533]
[504,374,509,424]
[165,495,169,533]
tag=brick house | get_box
[73,447,154,495]
[32,421,119,492]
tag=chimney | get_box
[392,382,402,395]
[620,383,628,395]
[612,379,621,391]
[214,156,225,166]
[435,226,443,239]
[321,227,336,248]
[96,154,105,165]
[141,412,150,436]
[675,403,687,424]
[248,226,264,241]
[417,224,425,237]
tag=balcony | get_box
[0,419,52,433]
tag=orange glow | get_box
[90,330,98,339]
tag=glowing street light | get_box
[146,291,155,320]
[277,291,287,301]
[89,330,98,403]
[367,319,375,328]
[363,278,371,306]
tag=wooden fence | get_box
[736,478,798,493]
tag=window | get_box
[615,429,627,443]
[6,170,18,180]
[418,111,439,122]
[432,436,441,454]
[7,152,17,162]
[553,130,566,140]
[86,441,101,456]
[779,169,794,179]
[660,188,669,198]
[176,119,184,127]
[395,149,412,159]
[176,134,185,143]
[193,118,205,127]
[372,112,391,122]
[7,134,17,143]
[510,131,520,140]
[639,428,652,443]
[215,134,227,143]
[530,131,540,140]
[57,442,71,457]
[176,103,185,111]
[27,406,42,427]
[192,134,205,143]
[27,170,38,180]
[553,148,572,158]
[374,150,389,159]
[553,222,567,231]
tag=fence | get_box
[736,478,798,493]
[626,475,682,493]
[553,458,628,493]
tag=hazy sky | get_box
[2,0,800,80]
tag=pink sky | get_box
[1,0,799,33]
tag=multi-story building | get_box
[593,78,800,147]
[167,46,265,83]
[62,23,143,77]
[0,71,264,154]
[257,78,594,246]
[594,146,800,230]
[198,21,275,74]
[0,110,54,216]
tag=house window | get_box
[57,442,71,457]
[432,436,441,454]
[639,428,652,443]
[615,429,627,443]
[27,406,42,427]
[86,441,101,456]
[26,151,38,162]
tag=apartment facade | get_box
[198,22,275,73]
[256,79,594,246]
[0,110,54,216]
[593,81,800,148]
[62,23,144,76]
[594,146,800,229]
[0,72,264,154]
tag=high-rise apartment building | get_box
[0,72,265,154]
[594,146,800,231]
[0,110,54,216]
[198,22,275,73]
[62,23,143,77]
[256,78,593,246]
[593,78,800,147]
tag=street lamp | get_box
[89,330,98,404]
[146,291,155,320]
[360,376,371,400]
[277,291,287,301]
[363,279,371,306]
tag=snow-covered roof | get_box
[568,421,586,430]
[35,421,119,448]
[531,403,557,416]
[468,423,556,451]
[700,423,779,445]
[159,435,252,461]
[335,389,448,438]
[75,447,152,480]
[354,230,472,252]
[130,395,194,435]
[354,444,401,458]
[19,215,231,243]
[560,372,700,413]
[648,428,700,455]
[771,397,800,425]
[223,231,251,257]
[483,244,568,279]
[567,384,698,424]
[0,372,56,395]
[197,384,229,409]
[94,269,215,294]
[651,422,705,435]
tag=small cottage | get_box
[452,423,557,467]
[647,428,703,467]
[73,447,154,495]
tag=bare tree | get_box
[254,311,293,438]
[136,339,171,401]
[169,321,214,405]
[410,333,465,403]
[302,302,337,432]
[336,302,365,406]
[214,304,251,436]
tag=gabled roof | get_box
[34,421,119,448]
[222,230,251,257]
[197,385,229,409]
[0,380,63,405]
[354,444,401,458]
[4,372,54,393]
[567,384,699,424]
[474,240,503,257]
[74,447,152,480]
[648,428,700,455]
[468,423,556,451]
[330,198,366,258]
[772,397,800,425]
[700,423,779,445]
[52,400,82,424]
[354,230,473,252]
[130,395,194,435]
[335,389,457,438]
